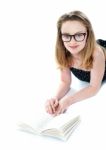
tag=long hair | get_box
[55,10,96,69]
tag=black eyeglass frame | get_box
[61,33,87,42]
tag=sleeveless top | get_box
[70,39,106,82]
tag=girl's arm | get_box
[69,47,105,105]
[53,68,71,100]
[45,68,71,114]
[54,48,105,115]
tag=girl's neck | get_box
[72,53,81,60]
[71,54,82,68]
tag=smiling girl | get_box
[45,10,106,116]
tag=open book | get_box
[18,114,81,141]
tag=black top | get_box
[70,39,106,82]
[70,62,106,82]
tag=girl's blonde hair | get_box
[55,10,96,69]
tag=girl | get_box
[45,10,106,116]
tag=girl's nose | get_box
[69,36,76,44]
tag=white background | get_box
[0,0,106,150]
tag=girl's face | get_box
[61,20,87,56]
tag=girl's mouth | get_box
[69,45,79,49]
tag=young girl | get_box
[45,10,106,116]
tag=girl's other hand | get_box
[53,98,69,116]
[45,98,59,114]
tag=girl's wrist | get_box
[67,96,75,106]
[53,96,59,101]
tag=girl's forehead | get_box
[61,20,86,34]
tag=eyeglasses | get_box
[61,33,86,42]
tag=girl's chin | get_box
[67,48,81,55]
[68,50,79,55]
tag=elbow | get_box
[61,80,71,91]
[89,84,101,96]
[61,78,71,87]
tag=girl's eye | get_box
[76,33,84,37]
[63,34,70,38]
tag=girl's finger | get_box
[54,99,59,107]
[50,100,55,113]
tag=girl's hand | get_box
[53,98,70,116]
[45,98,59,114]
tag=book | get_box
[18,113,81,141]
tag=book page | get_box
[18,113,80,139]
[41,114,80,141]
[62,119,81,141]
[18,114,53,134]
[41,114,80,131]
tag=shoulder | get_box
[59,67,71,82]
[90,45,105,86]
[59,67,71,74]
[93,45,105,61]
[92,45,105,69]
